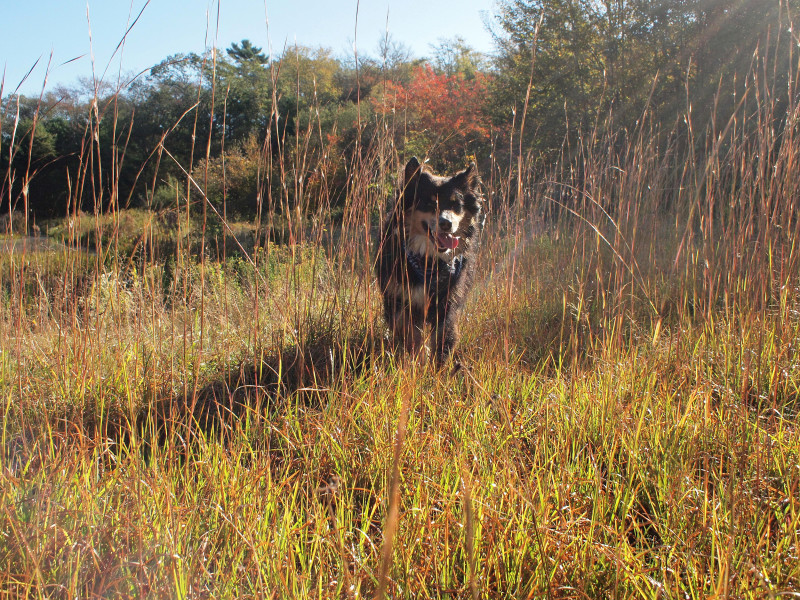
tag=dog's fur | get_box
[376,157,485,364]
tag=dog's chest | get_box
[399,252,464,307]
[404,252,464,288]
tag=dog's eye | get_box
[441,199,463,214]
[445,193,465,213]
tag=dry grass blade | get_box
[374,380,412,600]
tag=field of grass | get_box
[2,44,800,600]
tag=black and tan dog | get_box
[376,157,485,364]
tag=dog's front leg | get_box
[392,305,427,359]
[406,322,427,359]
[432,305,460,365]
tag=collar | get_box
[403,242,464,284]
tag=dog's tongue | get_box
[436,233,459,250]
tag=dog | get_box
[375,157,485,364]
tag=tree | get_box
[372,63,493,166]
[218,41,272,147]
[491,0,610,152]
[490,0,800,157]
[430,36,489,79]
[226,39,268,65]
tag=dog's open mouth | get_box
[423,222,460,251]
[435,232,459,250]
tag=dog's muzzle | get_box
[425,218,459,251]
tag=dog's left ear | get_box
[457,163,486,217]
[454,162,480,191]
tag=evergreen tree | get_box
[226,39,269,65]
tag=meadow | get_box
[2,14,800,600]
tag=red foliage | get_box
[373,64,492,143]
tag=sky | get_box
[1,0,498,97]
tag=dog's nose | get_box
[438,217,452,232]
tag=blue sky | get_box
[1,0,498,97]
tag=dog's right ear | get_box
[454,162,480,191]
[404,157,422,187]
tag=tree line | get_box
[2,0,798,222]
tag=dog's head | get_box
[400,157,484,258]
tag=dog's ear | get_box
[402,157,424,208]
[457,162,486,216]
[404,157,422,186]
[454,162,480,191]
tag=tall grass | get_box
[1,12,799,599]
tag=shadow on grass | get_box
[2,329,386,478]
[133,329,384,455]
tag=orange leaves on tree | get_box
[374,64,491,143]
